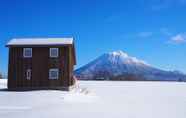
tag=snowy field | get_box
[0,79,186,118]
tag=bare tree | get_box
[0,72,3,79]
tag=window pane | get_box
[49,69,59,79]
[26,69,31,80]
[24,48,32,58]
[50,48,58,57]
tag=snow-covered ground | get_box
[0,79,186,118]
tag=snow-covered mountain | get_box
[75,51,186,81]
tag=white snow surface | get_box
[6,38,73,46]
[1,79,186,118]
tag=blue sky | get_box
[0,0,186,74]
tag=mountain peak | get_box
[108,50,128,58]
[105,50,149,66]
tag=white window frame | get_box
[26,69,31,80]
[23,48,32,58]
[50,48,58,58]
[49,69,59,79]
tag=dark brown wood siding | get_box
[7,45,75,90]
[8,47,23,89]
[32,47,49,87]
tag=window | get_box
[23,48,32,58]
[26,69,31,80]
[50,48,58,58]
[49,69,59,79]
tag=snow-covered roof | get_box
[6,38,74,47]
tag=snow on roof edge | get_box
[6,38,74,47]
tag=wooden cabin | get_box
[6,38,76,91]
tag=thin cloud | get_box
[137,32,153,38]
[146,0,186,11]
[160,28,172,36]
[104,14,123,23]
[122,29,186,46]
[178,0,186,5]
[169,33,186,44]
[151,3,170,11]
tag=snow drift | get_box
[1,79,186,118]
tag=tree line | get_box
[0,72,2,79]
[0,72,6,79]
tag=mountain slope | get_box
[75,51,186,81]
